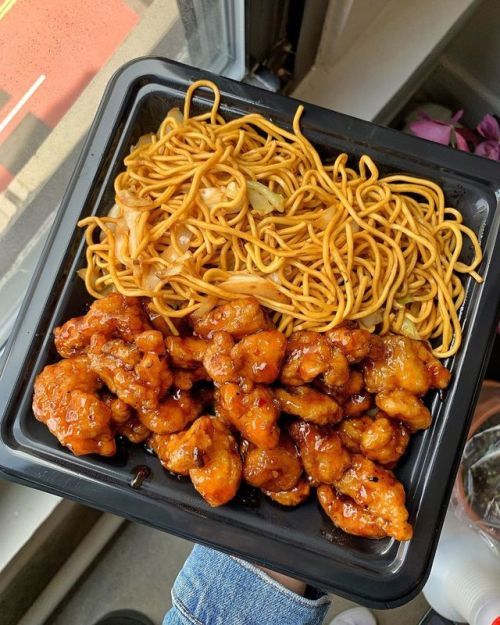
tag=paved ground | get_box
[48,519,430,625]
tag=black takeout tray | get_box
[1,58,499,608]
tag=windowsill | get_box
[0,481,60,574]
[293,0,481,124]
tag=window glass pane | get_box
[0,0,245,348]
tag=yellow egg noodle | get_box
[78,80,483,358]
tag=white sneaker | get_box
[328,606,378,625]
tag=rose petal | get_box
[475,140,500,161]
[477,114,500,140]
[408,119,452,145]
[456,126,479,147]
[451,109,464,124]
[454,129,470,152]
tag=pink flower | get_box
[475,114,500,161]
[408,110,500,160]
[477,114,500,140]
[408,110,472,152]
[475,140,500,160]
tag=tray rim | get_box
[1,57,500,608]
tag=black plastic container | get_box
[1,58,499,608]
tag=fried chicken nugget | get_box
[338,414,409,465]
[150,416,242,507]
[343,391,373,418]
[337,370,365,397]
[88,330,200,434]
[203,330,286,387]
[149,418,213,476]
[242,434,302,492]
[118,417,151,444]
[317,485,386,539]
[102,394,132,425]
[376,389,431,431]
[326,323,383,363]
[280,331,349,388]
[274,386,342,425]
[216,382,280,449]
[231,330,287,385]
[322,348,351,389]
[362,334,450,395]
[192,297,269,339]
[362,334,451,432]
[33,356,115,456]
[172,369,210,391]
[189,425,242,507]
[288,421,351,484]
[337,416,374,453]
[140,389,202,435]
[264,479,311,507]
[202,332,239,384]
[333,454,413,541]
[88,330,171,415]
[166,335,210,389]
[315,370,372,418]
[54,293,150,358]
[166,336,210,369]
[362,416,409,465]
[101,393,151,443]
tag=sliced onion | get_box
[132,133,156,151]
[123,208,141,257]
[77,267,112,294]
[142,252,192,290]
[144,303,171,336]
[142,266,162,291]
[100,203,121,241]
[247,181,285,215]
[226,181,239,199]
[359,311,384,332]
[161,225,193,263]
[161,252,191,277]
[176,226,193,251]
[114,219,129,264]
[168,107,184,125]
[112,205,141,263]
[107,203,121,219]
[117,189,153,210]
[190,296,220,321]
[400,316,421,340]
[314,206,358,232]
[111,192,151,263]
[396,295,414,305]
[314,205,337,228]
[199,187,225,209]
[199,181,240,211]
[218,274,288,303]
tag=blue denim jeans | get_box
[163,545,331,625]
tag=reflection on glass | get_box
[0,0,245,347]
